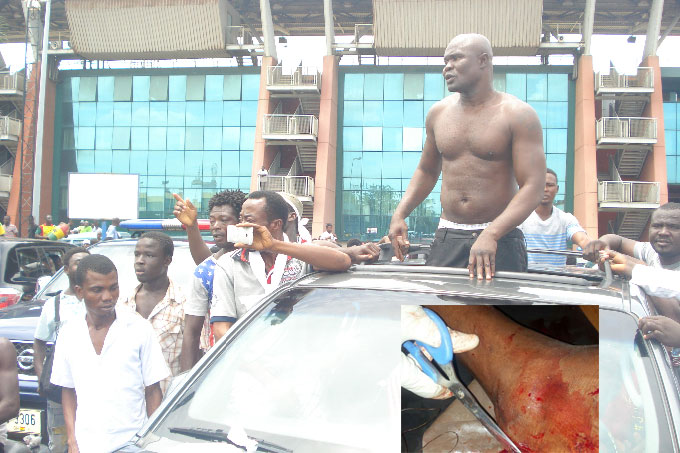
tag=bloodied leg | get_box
[426,305,598,452]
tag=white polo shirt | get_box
[50,305,169,453]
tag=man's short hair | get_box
[75,254,117,286]
[63,247,90,267]
[208,190,246,216]
[347,238,362,247]
[656,202,680,215]
[326,223,333,227]
[139,231,174,257]
[546,168,558,180]
[247,191,289,228]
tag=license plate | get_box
[7,409,41,435]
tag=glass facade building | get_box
[336,67,574,241]
[665,101,679,183]
[53,68,260,219]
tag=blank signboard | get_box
[68,173,139,220]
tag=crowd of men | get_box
[0,215,121,244]
[0,32,678,452]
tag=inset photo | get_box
[401,305,598,452]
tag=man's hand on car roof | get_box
[582,239,609,263]
[401,306,479,399]
[388,219,410,262]
[639,315,680,348]
[346,243,380,264]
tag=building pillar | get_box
[39,75,56,221]
[323,0,335,56]
[251,56,278,193]
[312,55,339,238]
[582,0,596,55]
[643,0,664,59]
[639,55,668,203]
[572,55,599,239]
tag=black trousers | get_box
[425,227,528,272]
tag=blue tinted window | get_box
[111,151,130,173]
[169,76,187,101]
[167,102,186,126]
[79,103,96,126]
[70,78,80,102]
[205,75,224,101]
[383,127,402,151]
[114,76,132,101]
[132,102,149,126]
[241,75,260,100]
[240,101,258,127]
[222,127,240,150]
[96,102,113,126]
[546,154,566,176]
[364,74,383,100]
[166,151,185,175]
[668,156,677,182]
[362,152,382,178]
[131,127,148,150]
[223,75,242,100]
[402,127,422,151]
[78,127,95,149]
[112,127,130,149]
[186,75,205,101]
[185,151,203,176]
[129,151,148,174]
[664,103,677,130]
[204,101,223,126]
[77,150,94,172]
[148,151,166,174]
[665,130,677,156]
[343,101,363,126]
[186,102,205,126]
[546,129,567,154]
[133,76,150,102]
[529,101,547,128]
[204,127,222,150]
[343,177,361,190]
[403,74,424,100]
[403,101,424,127]
[95,127,112,149]
[402,152,420,178]
[222,151,240,175]
[97,77,114,102]
[343,127,362,151]
[383,101,403,127]
[150,76,168,101]
[546,102,568,128]
[363,101,383,126]
[343,152,362,177]
[384,74,404,100]
[185,127,204,150]
[240,127,255,150]
[203,151,221,176]
[239,151,253,175]
[506,74,526,100]
[382,152,402,178]
[79,78,97,101]
[344,74,364,100]
[548,74,568,101]
[167,127,185,150]
[424,73,444,100]
[149,103,167,126]
[527,74,547,101]
[149,127,166,150]
[363,127,382,151]
[223,101,241,126]
[113,102,132,126]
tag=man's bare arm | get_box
[582,234,637,262]
[469,102,545,279]
[212,321,233,342]
[173,193,212,265]
[179,314,205,372]
[33,338,47,383]
[389,106,443,260]
[0,338,19,424]
[145,382,163,416]
[571,231,591,250]
[62,387,79,452]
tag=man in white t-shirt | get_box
[319,223,337,242]
[34,247,90,453]
[519,169,591,268]
[50,255,169,453]
[105,218,121,240]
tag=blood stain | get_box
[588,389,599,396]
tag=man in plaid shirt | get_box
[121,231,207,393]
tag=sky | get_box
[1,34,679,75]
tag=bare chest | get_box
[433,108,512,161]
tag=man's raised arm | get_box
[469,102,545,279]
[389,106,443,260]
[173,193,212,265]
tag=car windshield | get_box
[136,287,400,453]
[35,241,198,302]
[600,309,674,452]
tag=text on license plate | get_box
[7,409,41,435]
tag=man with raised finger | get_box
[388,33,545,279]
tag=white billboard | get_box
[68,173,139,220]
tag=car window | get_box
[5,247,52,283]
[600,309,674,452]
[42,248,66,273]
[137,287,400,452]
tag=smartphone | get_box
[227,225,254,245]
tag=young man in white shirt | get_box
[33,247,90,453]
[519,169,590,268]
[319,223,337,242]
[50,255,169,453]
[210,191,351,341]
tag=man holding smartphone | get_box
[210,191,351,340]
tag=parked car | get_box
[0,238,202,443]
[114,263,679,452]
[0,238,76,308]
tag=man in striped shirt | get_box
[519,169,591,268]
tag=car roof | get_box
[294,264,627,310]
[0,238,76,247]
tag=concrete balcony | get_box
[596,117,656,145]
[266,66,321,95]
[263,114,318,144]
[598,181,660,211]
[0,116,21,151]
[258,175,314,201]
[0,72,24,99]
[595,67,654,95]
